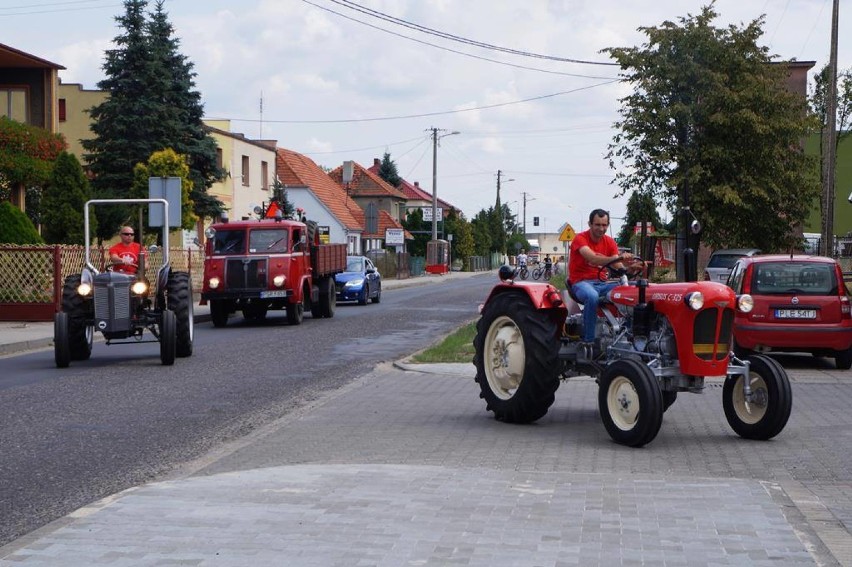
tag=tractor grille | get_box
[94,279,131,320]
[693,307,734,360]
[225,258,267,290]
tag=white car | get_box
[703,248,761,284]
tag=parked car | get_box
[335,256,382,305]
[727,254,852,368]
[704,248,761,284]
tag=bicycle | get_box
[516,265,529,280]
[532,266,544,280]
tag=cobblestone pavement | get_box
[2,354,851,566]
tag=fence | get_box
[0,244,204,322]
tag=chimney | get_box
[374,158,381,167]
[414,181,419,188]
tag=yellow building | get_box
[56,80,107,161]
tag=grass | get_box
[411,321,477,363]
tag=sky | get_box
[1,0,848,237]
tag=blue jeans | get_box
[571,279,617,342]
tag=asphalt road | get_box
[0,273,494,547]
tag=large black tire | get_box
[834,346,852,370]
[61,275,93,361]
[287,292,306,325]
[159,309,176,366]
[210,300,229,328]
[166,271,193,357]
[662,391,678,412]
[472,292,561,423]
[319,277,336,318]
[54,312,70,368]
[598,359,663,447]
[723,354,791,440]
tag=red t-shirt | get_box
[568,229,618,282]
[108,241,142,274]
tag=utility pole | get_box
[521,191,535,236]
[429,127,460,241]
[820,0,839,257]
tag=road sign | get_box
[558,223,576,242]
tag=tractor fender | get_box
[481,281,568,317]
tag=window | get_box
[0,88,27,122]
[241,155,250,186]
[261,160,269,190]
[216,148,223,170]
[58,98,66,122]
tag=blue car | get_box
[335,256,382,305]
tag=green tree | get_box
[616,191,663,247]
[270,177,296,219]
[443,208,474,269]
[376,152,402,187]
[0,201,43,244]
[131,148,195,229]
[83,0,223,242]
[470,210,493,257]
[41,152,94,244]
[401,208,429,256]
[604,4,819,253]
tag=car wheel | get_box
[373,286,381,304]
[358,285,368,305]
[835,346,852,370]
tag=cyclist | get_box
[516,249,529,279]
[543,254,553,278]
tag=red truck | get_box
[200,216,346,326]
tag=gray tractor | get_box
[54,198,193,367]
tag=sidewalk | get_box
[1,270,850,566]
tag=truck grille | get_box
[693,307,734,361]
[226,258,267,290]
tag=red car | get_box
[728,254,852,368]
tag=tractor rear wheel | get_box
[159,309,176,366]
[723,354,791,440]
[61,275,93,360]
[167,271,193,357]
[473,292,560,423]
[598,359,663,447]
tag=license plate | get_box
[775,308,816,319]
[260,290,287,298]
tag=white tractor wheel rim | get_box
[732,374,768,425]
[607,376,640,431]
[484,315,525,400]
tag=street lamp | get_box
[431,128,460,240]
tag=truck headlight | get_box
[131,280,148,295]
[737,294,754,313]
[273,274,285,287]
[685,291,704,311]
[208,277,220,290]
[77,282,93,296]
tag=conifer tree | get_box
[41,152,94,244]
[377,152,402,187]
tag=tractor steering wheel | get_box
[598,255,645,281]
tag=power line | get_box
[0,0,119,16]
[216,80,619,124]
[330,0,616,66]
[299,0,617,79]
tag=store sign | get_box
[385,228,404,245]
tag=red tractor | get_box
[473,263,792,447]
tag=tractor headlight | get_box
[737,294,754,313]
[77,282,93,296]
[273,274,286,287]
[131,280,148,295]
[208,277,220,290]
[685,291,704,311]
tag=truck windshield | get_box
[213,230,245,254]
[249,228,289,253]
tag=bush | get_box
[0,201,44,244]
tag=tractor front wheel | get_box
[61,275,93,360]
[473,292,560,423]
[160,309,176,366]
[723,354,791,440]
[598,359,663,447]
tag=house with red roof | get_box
[328,160,408,224]
[276,148,364,254]
[366,158,459,222]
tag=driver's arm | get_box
[578,245,632,268]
